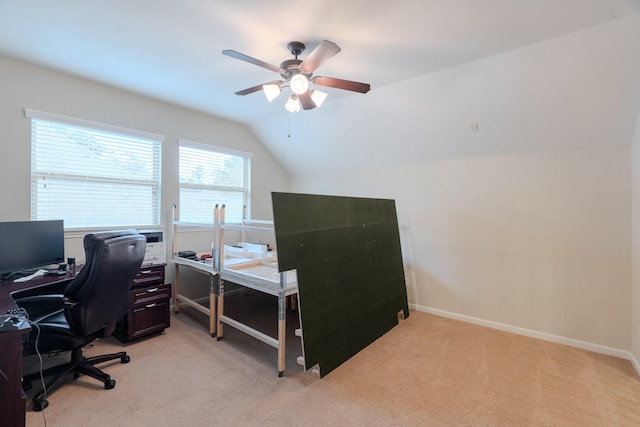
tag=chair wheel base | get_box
[34,398,48,412]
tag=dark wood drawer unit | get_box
[115,264,170,342]
[134,265,166,287]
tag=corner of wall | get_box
[631,110,640,366]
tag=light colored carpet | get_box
[25,292,640,427]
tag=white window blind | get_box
[26,109,163,229]
[178,139,251,224]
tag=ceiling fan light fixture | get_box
[224,40,370,113]
[285,95,301,113]
[263,83,281,102]
[309,90,328,108]
[290,74,309,95]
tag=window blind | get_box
[178,139,251,224]
[26,109,163,229]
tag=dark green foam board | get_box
[272,192,409,377]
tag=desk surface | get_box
[0,270,76,314]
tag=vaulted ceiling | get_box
[1,0,639,173]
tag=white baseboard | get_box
[409,303,640,377]
[630,352,640,376]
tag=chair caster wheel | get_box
[34,398,48,411]
[278,371,284,377]
[121,355,130,363]
[105,378,116,389]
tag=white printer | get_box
[140,230,166,266]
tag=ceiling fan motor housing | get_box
[282,42,310,79]
[280,59,309,79]
[287,41,305,57]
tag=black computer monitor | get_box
[0,219,65,278]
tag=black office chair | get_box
[17,229,146,411]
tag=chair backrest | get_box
[64,230,146,337]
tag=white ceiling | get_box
[1,0,640,173]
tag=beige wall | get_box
[632,112,640,367]
[0,55,290,286]
[2,53,637,364]
[292,145,631,351]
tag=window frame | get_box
[25,108,164,230]
[178,138,252,224]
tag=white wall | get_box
[632,112,640,367]
[1,45,637,362]
[0,55,290,282]
[292,145,631,351]
[282,15,640,360]
[254,15,640,175]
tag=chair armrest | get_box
[15,294,64,305]
[15,294,65,321]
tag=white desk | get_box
[172,206,301,376]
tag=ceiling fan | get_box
[222,40,370,112]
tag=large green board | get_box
[272,192,409,377]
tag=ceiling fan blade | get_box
[298,92,316,110]
[312,76,371,93]
[234,80,282,96]
[299,40,341,73]
[222,49,281,73]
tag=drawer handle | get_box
[146,288,159,293]
[145,303,157,308]
[139,270,153,275]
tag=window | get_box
[26,109,163,229]
[178,139,251,224]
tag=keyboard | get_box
[6,307,29,319]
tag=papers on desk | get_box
[224,257,255,267]
[13,269,48,282]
